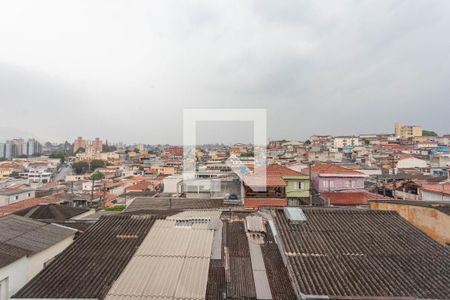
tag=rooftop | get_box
[0,215,75,268]
[309,164,366,176]
[13,214,161,299]
[273,208,450,299]
[321,191,388,206]
[0,196,61,216]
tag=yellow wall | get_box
[370,202,450,245]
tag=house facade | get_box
[0,215,75,299]
[309,164,367,193]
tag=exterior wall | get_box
[333,137,361,148]
[284,177,310,198]
[0,190,35,207]
[312,174,365,193]
[163,175,183,194]
[28,235,75,279]
[370,202,450,245]
[0,257,28,299]
[396,158,427,169]
[420,190,450,202]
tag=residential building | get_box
[72,137,86,153]
[309,164,367,193]
[243,164,310,208]
[419,183,450,202]
[25,139,41,156]
[0,143,5,159]
[0,189,35,207]
[86,137,103,154]
[4,142,16,160]
[394,122,422,140]
[12,139,25,157]
[396,157,428,170]
[0,215,75,299]
[333,136,361,148]
[307,150,343,163]
[12,214,159,300]
[430,154,450,168]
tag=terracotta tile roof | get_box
[254,164,304,176]
[126,181,153,192]
[244,198,288,209]
[0,197,61,217]
[244,164,306,187]
[243,175,287,187]
[321,191,387,206]
[309,164,365,176]
[421,183,450,196]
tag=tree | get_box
[90,159,106,171]
[72,161,89,174]
[90,170,105,202]
[74,147,85,154]
[49,152,66,164]
[9,171,21,178]
[423,130,438,137]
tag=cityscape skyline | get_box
[1,1,450,143]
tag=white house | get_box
[0,189,35,207]
[333,136,361,148]
[0,215,76,299]
[420,183,450,202]
[162,174,183,194]
[396,157,428,169]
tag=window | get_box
[329,181,335,188]
[0,277,9,300]
[351,180,357,188]
[322,181,329,188]
[295,181,305,190]
[28,193,31,197]
[344,180,351,188]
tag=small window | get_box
[15,196,19,200]
[344,180,351,188]
[28,193,31,197]
[329,181,335,188]
[295,181,305,190]
[322,181,329,188]
[351,180,357,188]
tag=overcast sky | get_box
[0,0,449,144]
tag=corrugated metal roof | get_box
[0,214,75,255]
[283,207,306,222]
[166,210,222,221]
[249,241,272,300]
[167,210,222,230]
[136,220,213,258]
[106,218,215,300]
[246,215,266,233]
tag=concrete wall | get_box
[370,202,450,245]
[28,235,74,279]
[420,190,450,202]
[0,257,28,299]
[0,190,35,207]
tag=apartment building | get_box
[395,122,422,140]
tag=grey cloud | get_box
[0,0,449,144]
